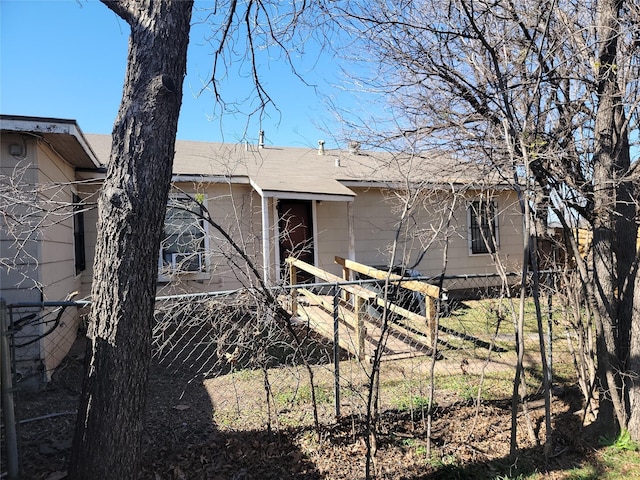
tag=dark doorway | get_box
[278,199,315,283]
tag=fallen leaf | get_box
[173,404,190,411]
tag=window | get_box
[159,196,207,275]
[468,200,498,254]
[73,193,86,274]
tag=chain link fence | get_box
[1,298,89,479]
[2,269,590,478]
[175,271,580,433]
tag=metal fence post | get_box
[1,299,20,480]
[354,295,366,361]
[333,284,341,420]
[546,272,554,386]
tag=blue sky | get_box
[0,0,354,148]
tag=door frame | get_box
[274,198,318,283]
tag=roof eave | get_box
[340,179,514,191]
[0,114,102,169]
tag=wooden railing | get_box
[286,257,376,359]
[285,256,440,360]
[335,257,439,347]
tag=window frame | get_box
[73,193,86,275]
[158,194,210,280]
[467,200,499,255]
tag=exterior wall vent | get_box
[9,143,25,157]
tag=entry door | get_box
[278,199,314,283]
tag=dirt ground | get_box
[10,340,598,480]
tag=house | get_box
[1,115,100,388]
[1,114,524,387]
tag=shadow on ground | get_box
[12,334,633,480]
[14,349,323,480]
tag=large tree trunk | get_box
[591,0,636,435]
[629,257,640,439]
[69,1,193,478]
[626,140,640,440]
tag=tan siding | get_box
[37,144,80,298]
[1,134,38,172]
[349,187,524,279]
[157,183,263,295]
[76,183,100,297]
[207,184,261,291]
[1,136,42,302]
[35,142,82,377]
[351,188,405,268]
[315,201,350,277]
[73,179,524,302]
[39,238,75,262]
[0,136,47,382]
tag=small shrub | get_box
[599,429,639,452]
[394,394,435,412]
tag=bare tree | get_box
[68,1,193,478]
[0,164,94,292]
[325,0,640,445]
[68,1,331,476]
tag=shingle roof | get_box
[84,134,499,198]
